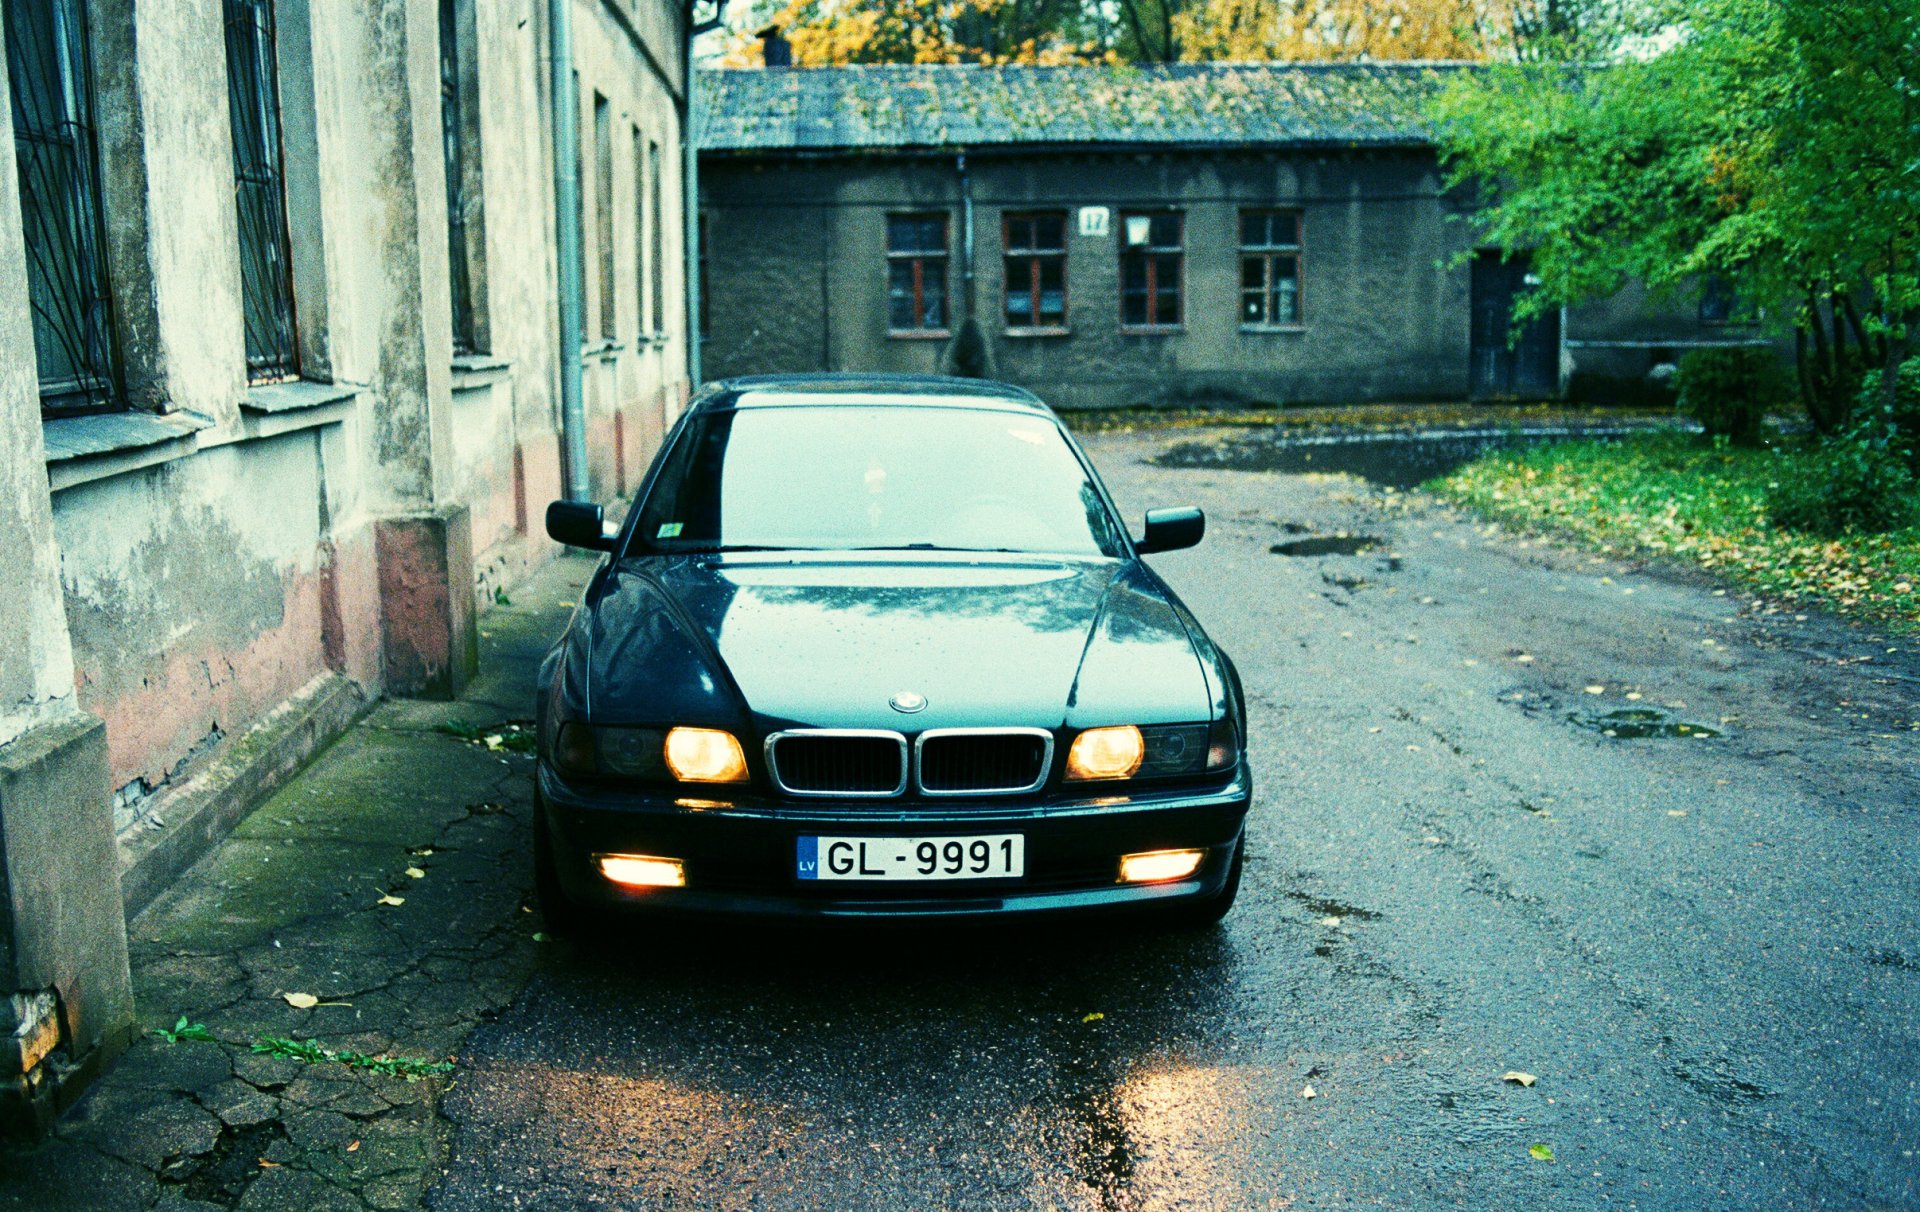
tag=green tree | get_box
[1436,0,1920,432]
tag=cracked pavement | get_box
[0,554,591,1211]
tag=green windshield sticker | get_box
[657,522,684,539]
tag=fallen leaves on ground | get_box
[282,992,319,1009]
[378,894,406,907]
[1435,435,1919,634]
[405,866,426,879]
[1502,1071,1537,1087]
[1529,1143,1555,1161]
[1300,1084,1317,1099]
[1082,1012,1105,1023]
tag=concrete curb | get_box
[116,672,370,920]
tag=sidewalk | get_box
[0,552,592,1211]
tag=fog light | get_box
[1066,725,1144,780]
[663,727,748,783]
[1119,849,1204,884]
[597,854,686,888]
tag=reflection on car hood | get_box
[586,554,1211,731]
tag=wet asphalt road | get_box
[429,428,1920,1211]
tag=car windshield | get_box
[634,405,1127,557]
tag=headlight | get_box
[552,723,748,784]
[1066,720,1238,782]
[1065,726,1144,780]
[663,727,749,783]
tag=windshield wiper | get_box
[670,544,822,554]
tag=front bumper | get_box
[538,764,1251,921]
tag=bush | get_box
[1766,439,1920,535]
[1849,360,1920,472]
[1674,347,1777,445]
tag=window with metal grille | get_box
[631,125,647,336]
[225,0,298,382]
[592,92,613,341]
[439,0,476,354]
[1003,211,1067,333]
[1119,211,1182,330]
[1240,209,1302,328]
[647,137,664,337]
[885,213,948,334]
[5,0,120,413]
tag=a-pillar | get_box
[0,11,135,1132]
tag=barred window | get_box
[1003,211,1067,333]
[225,0,299,381]
[648,137,664,336]
[5,0,120,411]
[1240,209,1302,328]
[439,0,476,354]
[1119,211,1182,330]
[886,213,948,334]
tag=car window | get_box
[634,405,1126,557]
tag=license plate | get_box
[796,834,1024,881]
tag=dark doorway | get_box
[1470,250,1560,401]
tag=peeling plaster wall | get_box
[52,434,345,812]
[5,0,689,855]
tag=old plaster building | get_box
[696,61,1741,409]
[1,0,691,1123]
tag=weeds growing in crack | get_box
[252,1036,453,1081]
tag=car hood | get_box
[585,554,1213,732]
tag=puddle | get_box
[1157,425,1656,489]
[1284,891,1383,922]
[1570,707,1720,740]
[1270,534,1382,557]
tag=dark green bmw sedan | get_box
[534,373,1250,927]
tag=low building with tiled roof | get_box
[694,56,1748,409]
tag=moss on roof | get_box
[697,62,1471,153]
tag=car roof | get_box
[698,373,1054,416]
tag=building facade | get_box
[696,63,1752,410]
[1,0,690,1125]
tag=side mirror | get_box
[1136,506,1205,554]
[546,500,614,551]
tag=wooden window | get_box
[1003,211,1067,333]
[5,0,121,411]
[1119,211,1182,330]
[1240,209,1302,328]
[225,0,299,382]
[885,213,948,335]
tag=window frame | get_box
[438,0,480,355]
[884,211,950,339]
[1239,208,1305,332]
[1001,210,1069,336]
[647,136,664,338]
[6,0,124,414]
[1117,210,1184,333]
[591,91,614,342]
[224,0,301,384]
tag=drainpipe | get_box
[957,151,975,324]
[550,0,587,501]
[685,3,726,389]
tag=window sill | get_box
[887,329,951,341]
[235,379,359,442]
[1240,324,1306,334]
[452,353,511,392]
[1004,327,1070,339]
[44,409,213,493]
[583,340,624,363]
[1119,326,1185,336]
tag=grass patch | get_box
[1431,433,1920,633]
[252,1036,454,1081]
[1062,401,1683,435]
